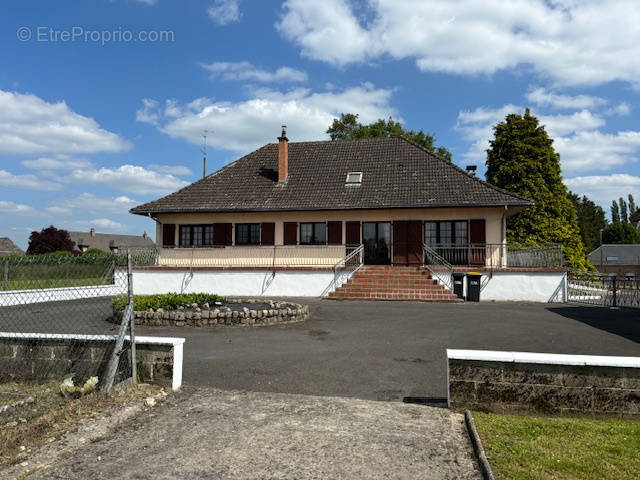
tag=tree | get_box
[26,226,78,255]
[568,192,607,253]
[630,194,639,228]
[619,196,629,223]
[485,109,589,270]
[327,113,452,162]
[611,200,620,223]
[602,222,640,244]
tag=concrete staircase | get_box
[326,266,462,302]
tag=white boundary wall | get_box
[133,269,338,297]
[135,268,567,302]
[0,283,125,306]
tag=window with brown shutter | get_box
[260,222,275,245]
[345,221,361,245]
[162,224,175,248]
[283,222,297,245]
[327,221,342,245]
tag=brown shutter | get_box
[214,223,233,246]
[162,224,175,248]
[327,221,342,245]
[225,223,233,245]
[392,221,408,265]
[261,222,275,246]
[469,219,486,244]
[407,220,423,265]
[345,221,361,245]
[283,222,297,245]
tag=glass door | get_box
[363,222,391,265]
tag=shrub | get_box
[112,292,226,313]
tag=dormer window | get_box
[345,171,362,185]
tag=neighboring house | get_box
[588,244,640,279]
[129,131,565,301]
[68,228,154,254]
[0,238,24,257]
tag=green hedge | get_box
[112,292,226,313]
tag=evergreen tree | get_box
[619,196,629,223]
[630,194,639,228]
[568,192,607,253]
[611,200,620,223]
[602,222,640,244]
[485,109,589,270]
[327,113,452,162]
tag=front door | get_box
[363,222,391,265]
[393,221,423,266]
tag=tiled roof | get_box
[0,237,24,256]
[588,244,640,266]
[131,137,533,215]
[68,231,154,252]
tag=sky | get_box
[1,0,639,249]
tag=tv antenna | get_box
[201,130,210,179]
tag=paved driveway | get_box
[139,300,640,402]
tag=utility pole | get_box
[201,130,209,179]
[599,229,604,269]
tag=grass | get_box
[473,411,640,480]
[0,380,160,466]
[3,263,113,290]
[112,292,226,313]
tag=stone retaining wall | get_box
[0,334,184,391]
[448,351,640,417]
[119,300,309,327]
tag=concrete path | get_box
[30,387,482,480]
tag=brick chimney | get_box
[90,228,96,237]
[278,125,288,183]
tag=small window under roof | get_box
[345,171,363,185]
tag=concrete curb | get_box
[464,410,495,480]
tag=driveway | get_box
[139,300,640,402]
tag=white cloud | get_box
[0,200,38,215]
[137,83,396,152]
[90,218,125,231]
[526,87,607,110]
[68,165,189,195]
[135,98,160,125]
[0,170,61,191]
[606,102,632,117]
[565,174,640,207]
[46,193,139,217]
[201,61,307,83]
[277,0,640,87]
[0,89,130,155]
[207,0,241,25]
[134,0,157,5]
[148,164,193,176]
[456,105,640,173]
[22,155,93,171]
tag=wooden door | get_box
[469,219,486,266]
[407,220,423,265]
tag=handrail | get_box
[423,243,454,291]
[332,244,364,292]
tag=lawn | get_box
[2,263,113,290]
[473,412,640,480]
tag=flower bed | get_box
[111,294,309,327]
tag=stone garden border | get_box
[113,299,309,327]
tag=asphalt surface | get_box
[139,299,640,402]
[28,387,482,480]
[2,298,639,402]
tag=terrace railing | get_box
[424,243,563,269]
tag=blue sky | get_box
[1,0,639,249]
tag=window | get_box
[235,223,260,245]
[424,221,468,245]
[345,171,362,185]
[179,225,214,247]
[300,222,327,245]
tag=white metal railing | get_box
[332,244,364,291]
[157,245,347,268]
[423,243,454,291]
[423,244,563,269]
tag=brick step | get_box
[327,293,462,302]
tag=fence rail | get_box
[568,272,640,309]
[423,243,563,269]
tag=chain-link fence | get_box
[0,249,156,392]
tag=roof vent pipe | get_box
[278,125,289,183]
[465,165,477,176]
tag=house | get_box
[0,238,24,257]
[130,130,566,301]
[588,244,640,279]
[68,228,154,254]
